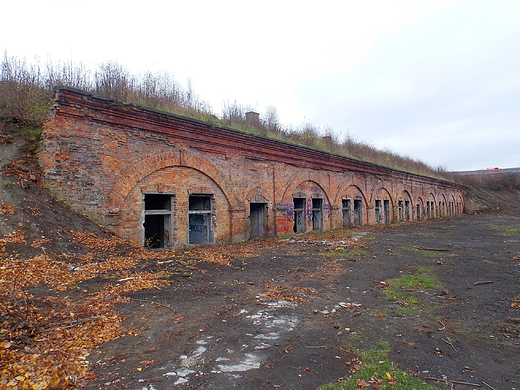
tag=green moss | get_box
[319,343,438,390]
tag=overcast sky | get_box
[2,0,519,171]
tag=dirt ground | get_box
[80,213,518,390]
[1,124,519,389]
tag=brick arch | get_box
[397,190,413,221]
[333,175,367,205]
[108,149,238,210]
[426,192,436,202]
[341,185,369,206]
[374,187,393,201]
[280,171,332,205]
[438,193,448,217]
[366,179,389,204]
[245,187,270,203]
[448,194,457,216]
[457,194,465,214]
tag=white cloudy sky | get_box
[2,0,519,171]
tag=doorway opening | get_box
[293,197,306,233]
[375,200,382,224]
[342,199,351,228]
[353,198,362,226]
[383,200,390,223]
[143,194,174,248]
[188,195,213,244]
[250,202,267,239]
[311,198,323,230]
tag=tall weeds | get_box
[0,53,451,179]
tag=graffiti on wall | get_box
[276,203,294,217]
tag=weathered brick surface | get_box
[41,89,465,246]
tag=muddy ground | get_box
[79,212,518,390]
[1,124,519,389]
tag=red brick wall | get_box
[41,89,465,246]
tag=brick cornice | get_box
[52,88,460,189]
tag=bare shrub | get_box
[457,172,520,191]
[0,53,454,180]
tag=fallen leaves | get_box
[0,201,16,215]
[0,228,178,389]
[262,284,318,303]
[71,231,121,251]
[0,229,26,250]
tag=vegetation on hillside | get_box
[1,52,452,179]
[455,171,520,191]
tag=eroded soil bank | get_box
[85,213,520,390]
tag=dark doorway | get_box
[342,199,351,228]
[189,195,212,244]
[383,200,390,223]
[311,198,323,230]
[250,203,267,239]
[293,198,306,233]
[143,194,173,248]
[375,200,382,224]
[353,198,362,226]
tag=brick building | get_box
[41,89,465,248]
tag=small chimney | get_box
[245,111,260,126]
[322,135,333,145]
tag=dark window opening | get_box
[144,194,171,211]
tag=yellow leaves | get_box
[0,227,186,389]
[30,238,51,248]
[262,284,307,303]
[0,254,70,291]
[0,229,25,249]
[71,230,121,250]
[0,201,16,215]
